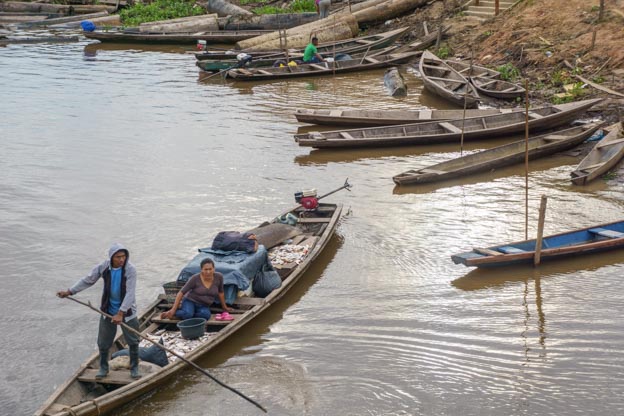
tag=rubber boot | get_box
[95,349,109,379]
[129,346,141,379]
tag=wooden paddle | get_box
[62,295,267,413]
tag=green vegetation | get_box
[496,63,520,81]
[551,81,586,104]
[253,0,315,14]
[435,44,453,59]
[550,69,573,87]
[120,0,204,26]
[603,170,617,181]
[592,75,605,84]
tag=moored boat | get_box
[571,122,624,185]
[35,202,343,416]
[418,50,480,108]
[294,107,521,127]
[392,122,603,186]
[445,60,500,79]
[294,98,602,148]
[451,220,624,268]
[470,75,525,99]
[194,26,410,61]
[225,51,421,81]
[84,29,272,44]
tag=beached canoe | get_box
[419,50,480,108]
[392,122,603,186]
[294,98,602,148]
[571,123,624,185]
[451,220,624,268]
[225,51,421,81]
[470,75,525,99]
[293,107,521,127]
[195,26,410,61]
[445,60,500,79]
[35,202,342,416]
[84,29,272,44]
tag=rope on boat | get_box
[62,296,268,413]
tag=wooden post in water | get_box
[534,195,548,266]
[524,79,530,240]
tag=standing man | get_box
[57,243,141,380]
[303,36,325,64]
[316,0,331,19]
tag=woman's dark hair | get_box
[200,258,215,268]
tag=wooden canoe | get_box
[451,220,624,268]
[571,123,624,185]
[195,26,410,61]
[294,98,603,148]
[34,202,342,416]
[445,60,500,79]
[392,122,603,186]
[418,50,480,108]
[84,29,272,44]
[293,107,522,127]
[225,51,422,81]
[470,75,525,99]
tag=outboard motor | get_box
[294,189,319,211]
[235,53,253,68]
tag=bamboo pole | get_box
[460,49,473,156]
[534,195,547,266]
[495,0,499,16]
[524,79,529,240]
[62,296,267,413]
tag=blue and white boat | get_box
[451,220,624,268]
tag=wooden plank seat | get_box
[297,217,332,223]
[498,246,527,254]
[339,131,355,140]
[232,296,264,306]
[78,369,135,385]
[476,79,498,88]
[588,228,624,238]
[44,403,74,415]
[426,76,465,83]
[365,57,380,63]
[543,135,567,141]
[439,122,463,134]
[578,162,605,171]
[501,86,519,92]
[473,247,502,256]
[597,137,624,148]
[308,63,327,70]
[528,112,544,119]
[257,69,273,75]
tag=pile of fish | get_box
[141,329,216,361]
[268,244,309,266]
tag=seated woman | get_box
[161,258,231,321]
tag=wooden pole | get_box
[475,0,479,6]
[534,195,548,266]
[524,79,530,240]
[460,49,473,156]
[62,296,267,413]
[495,0,499,16]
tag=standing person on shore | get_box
[316,0,331,19]
[57,243,141,380]
[303,36,326,64]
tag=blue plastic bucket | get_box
[177,318,206,339]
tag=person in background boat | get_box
[315,0,331,19]
[303,37,325,64]
[56,243,141,380]
[161,258,232,321]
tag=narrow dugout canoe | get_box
[392,123,603,186]
[34,202,342,416]
[293,107,521,127]
[294,98,602,148]
[445,60,500,79]
[418,50,480,108]
[84,29,272,44]
[571,123,624,185]
[451,220,624,268]
[195,26,410,61]
[470,75,525,99]
[225,51,421,81]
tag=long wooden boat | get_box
[294,98,602,148]
[84,29,272,44]
[225,51,421,81]
[419,50,480,108]
[196,44,398,73]
[445,59,500,79]
[571,123,624,185]
[195,26,410,61]
[451,220,624,268]
[470,75,525,99]
[392,123,603,186]
[35,202,342,416]
[293,107,522,127]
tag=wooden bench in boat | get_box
[528,112,544,119]
[339,131,355,140]
[308,63,327,70]
[439,122,463,134]
[497,246,527,254]
[577,162,604,172]
[501,86,519,92]
[425,75,465,83]
[597,137,624,148]
[543,134,567,141]
[476,79,498,88]
[364,57,380,63]
[78,369,136,385]
[588,228,624,238]
[297,217,332,223]
[473,247,503,256]
[256,69,273,75]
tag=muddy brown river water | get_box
[1,34,623,416]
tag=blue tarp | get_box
[176,245,270,292]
